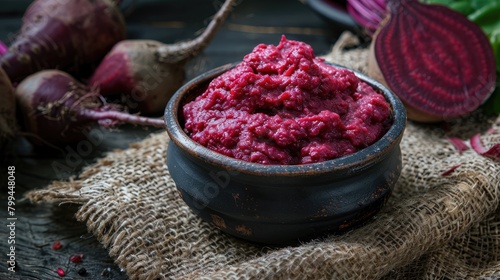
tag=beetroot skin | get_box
[88,0,237,115]
[16,70,98,145]
[0,0,126,83]
[16,70,164,147]
[88,40,185,115]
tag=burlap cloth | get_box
[27,32,500,279]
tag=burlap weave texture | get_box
[27,32,500,279]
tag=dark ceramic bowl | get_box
[164,62,406,245]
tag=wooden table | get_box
[1,0,348,278]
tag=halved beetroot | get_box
[368,0,497,122]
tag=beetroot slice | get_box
[470,133,500,161]
[372,0,496,121]
[441,164,460,176]
[447,136,469,154]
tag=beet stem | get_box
[81,109,165,128]
[156,0,236,63]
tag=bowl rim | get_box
[164,62,407,176]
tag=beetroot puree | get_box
[183,36,392,165]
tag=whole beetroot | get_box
[16,70,164,147]
[0,0,126,83]
[367,0,496,122]
[88,0,237,115]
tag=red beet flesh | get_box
[369,0,497,122]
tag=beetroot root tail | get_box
[81,109,166,128]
